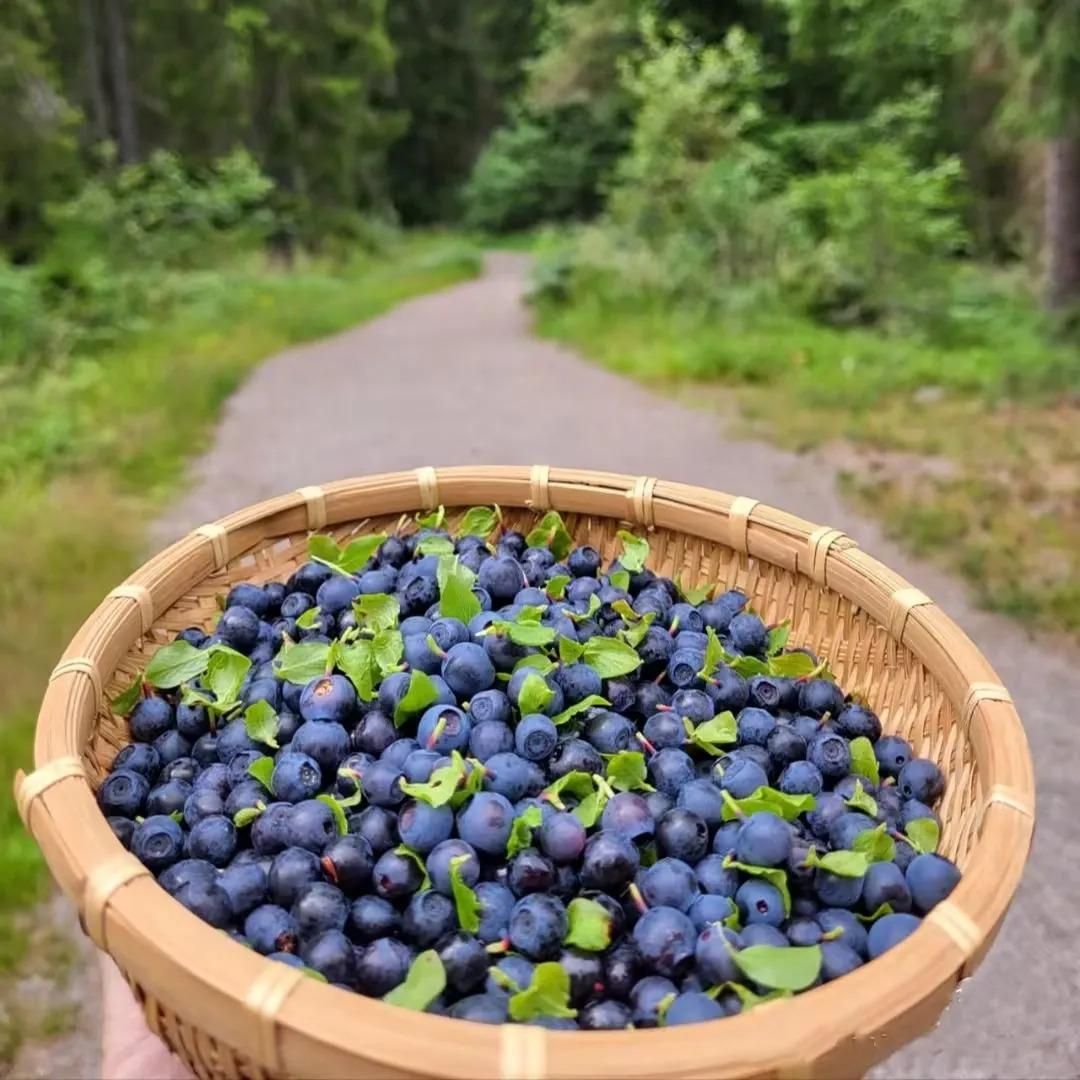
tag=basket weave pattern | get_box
[16,466,1034,1080]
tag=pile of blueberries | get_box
[99,511,961,1029]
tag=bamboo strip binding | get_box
[19,466,1034,1080]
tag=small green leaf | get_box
[557,636,584,665]
[247,756,275,789]
[804,848,869,878]
[905,817,940,855]
[339,535,387,574]
[656,991,677,1024]
[372,628,405,675]
[416,506,446,530]
[605,751,653,793]
[508,962,577,1022]
[450,756,486,808]
[244,701,280,750]
[616,530,649,573]
[731,945,822,992]
[296,606,322,630]
[111,674,143,716]
[723,856,791,914]
[573,788,607,828]
[233,803,265,828]
[609,570,631,592]
[383,950,445,1011]
[273,641,332,685]
[317,795,348,836]
[698,628,727,681]
[205,647,251,712]
[853,823,896,863]
[551,694,610,727]
[307,534,343,568]
[450,854,482,933]
[730,655,769,677]
[767,652,818,679]
[856,902,895,923]
[489,967,521,993]
[845,780,878,817]
[301,967,328,983]
[525,511,573,562]
[417,536,454,556]
[353,594,400,632]
[618,610,656,648]
[337,640,377,702]
[439,559,481,623]
[518,674,554,716]
[710,981,792,1009]
[720,785,816,822]
[145,641,211,688]
[680,578,713,606]
[457,505,501,539]
[849,737,881,786]
[546,575,571,600]
[685,711,738,756]
[564,897,614,952]
[168,810,184,824]
[723,908,742,932]
[492,616,555,648]
[506,805,543,858]
[393,844,432,890]
[393,670,440,727]
[582,637,641,678]
[401,753,468,808]
[540,771,595,811]
[766,622,791,657]
[513,653,557,676]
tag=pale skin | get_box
[100,954,191,1080]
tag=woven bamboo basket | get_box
[16,465,1034,1080]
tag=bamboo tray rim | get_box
[17,465,1036,1079]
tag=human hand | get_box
[100,954,192,1080]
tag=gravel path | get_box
[20,254,1076,1078]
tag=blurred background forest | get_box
[1,0,1079,1062]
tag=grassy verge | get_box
[0,234,480,979]
[536,284,1080,635]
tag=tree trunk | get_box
[79,0,110,142]
[1044,132,1080,309]
[103,0,138,163]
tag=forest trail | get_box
[16,253,1077,1078]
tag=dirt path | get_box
[17,254,1077,1078]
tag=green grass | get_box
[536,277,1080,636]
[0,233,480,977]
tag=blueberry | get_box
[806,791,847,840]
[219,861,268,917]
[820,939,864,981]
[176,703,210,742]
[736,812,792,868]
[630,975,678,1027]
[417,705,471,754]
[315,575,360,617]
[146,779,192,818]
[686,893,735,931]
[302,929,357,985]
[737,707,777,748]
[863,861,913,914]
[647,748,696,798]
[632,906,696,978]
[548,738,603,779]
[292,881,348,939]
[576,999,631,1029]
[740,923,788,948]
[384,739,421,771]
[898,758,945,804]
[361,760,406,809]
[728,612,767,655]
[397,800,454,854]
[693,854,738,897]
[705,666,749,713]
[835,703,882,742]
[187,815,237,867]
[478,556,525,605]
[639,858,699,912]
[814,868,864,908]
[373,848,425,903]
[716,757,768,799]
[129,697,174,743]
[352,806,397,856]
[218,606,261,653]
[778,759,823,797]
[829,811,877,851]
[808,732,852,781]
[798,678,845,719]
[553,662,603,705]
[655,809,709,863]
[269,847,322,908]
[108,816,136,848]
[474,881,516,944]
[98,768,150,818]
[509,894,568,960]
[510,714,555,763]
[666,648,705,690]
[320,834,374,896]
[874,734,913,779]
[402,749,442,783]
[159,858,218,896]
[351,710,397,756]
[112,743,161,779]
[817,908,868,957]
[456,792,514,856]
[449,994,509,1024]
[508,849,555,897]
[905,853,961,913]
[287,561,333,596]
[867,912,922,958]
[271,752,322,803]
[347,895,401,943]
[402,890,457,947]
[539,812,587,864]
[735,880,785,926]
[599,793,654,846]
[355,936,412,996]
[482,752,534,802]
[287,799,338,852]
[581,831,640,892]
[584,711,636,754]
[467,689,512,727]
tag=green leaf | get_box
[416,506,446,530]
[723,908,742,932]
[564,897,614,951]
[491,615,555,647]
[401,753,468,808]
[618,610,656,648]
[678,576,713,606]
[525,511,573,562]
[244,701,280,750]
[317,794,348,836]
[145,641,211,688]
[393,670,440,727]
[582,637,641,678]
[168,809,184,824]
[508,962,577,1022]
[546,575,571,601]
[804,848,869,878]
[845,780,878,817]
[506,805,543,859]
[557,636,584,665]
[301,967,328,983]
[710,982,792,1009]
[551,694,610,727]
[393,845,432,890]
[849,737,881,786]
[339,535,387,574]
[513,653,557,676]
[247,756,275,789]
[439,559,481,623]
[233,803,265,828]
[766,622,791,657]
[731,945,822,992]
[353,594,400,632]
[856,903,895,923]
[767,652,818,678]
[111,674,142,716]
[605,751,653,793]
[296,605,322,630]
[519,673,554,716]
[450,855,482,933]
[204,646,251,711]
[540,771,595,811]
[723,856,791,915]
[488,968,521,994]
[273,641,332,685]
[698,628,727,681]
[337,640,377,702]
[573,789,608,828]
[853,823,896,863]
[685,711,738,756]
[372,628,405,675]
[720,785,816,822]
[457,505,501,539]
[307,534,343,568]
[730,655,770,677]
[450,756,486,809]
[905,817,940,855]
[656,991,677,1024]
[417,536,454,556]
[609,570,630,592]
[383,950,445,1011]
[616,530,649,573]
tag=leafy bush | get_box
[0,260,52,369]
